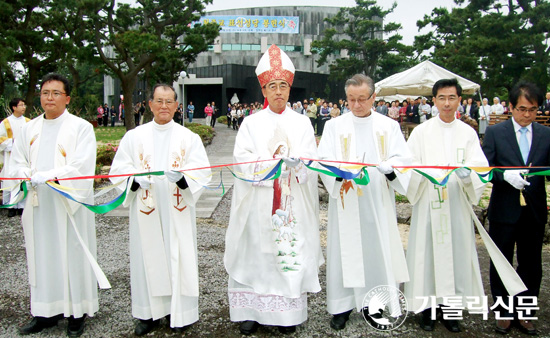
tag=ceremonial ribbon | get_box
[2,158,550,212]
[0,182,28,209]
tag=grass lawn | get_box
[95,126,127,144]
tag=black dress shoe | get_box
[420,308,435,331]
[239,320,260,335]
[19,314,63,335]
[171,325,189,333]
[441,317,461,333]
[134,319,160,336]
[8,209,16,217]
[278,325,296,334]
[362,307,384,329]
[330,309,352,330]
[67,315,86,337]
[515,319,537,335]
[495,319,512,334]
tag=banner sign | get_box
[200,15,299,34]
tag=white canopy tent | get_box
[375,94,410,103]
[375,60,480,97]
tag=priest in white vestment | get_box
[0,97,30,216]
[405,78,488,333]
[318,74,411,331]
[109,84,211,336]
[10,73,98,337]
[224,44,323,335]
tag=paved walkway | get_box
[105,118,236,218]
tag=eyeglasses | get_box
[436,95,459,102]
[153,99,175,106]
[514,106,538,114]
[265,82,289,91]
[41,91,66,98]
[347,92,374,106]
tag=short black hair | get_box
[40,73,71,94]
[150,84,177,101]
[432,78,462,97]
[9,98,24,113]
[509,81,543,107]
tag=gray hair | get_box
[345,74,375,96]
[493,97,500,103]
[150,83,177,100]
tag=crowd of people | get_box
[1,44,550,338]
[96,103,120,127]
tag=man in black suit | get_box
[470,99,480,120]
[408,97,420,124]
[482,81,550,336]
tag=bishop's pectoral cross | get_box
[173,187,187,212]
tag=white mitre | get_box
[255,44,295,87]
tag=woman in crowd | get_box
[330,103,340,119]
[492,97,504,115]
[317,101,331,135]
[478,98,492,138]
[388,100,400,121]
[501,100,509,114]
[204,102,213,126]
[398,100,408,124]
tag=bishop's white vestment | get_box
[109,120,211,327]
[0,114,29,207]
[405,116,488,312]
[224,107,323,326]
[9,111,98,318]
[318,112,411,314]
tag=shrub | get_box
[185,123,215,145]
[217,116,227,124]
[96,143,118,166]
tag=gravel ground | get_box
[1,127,549,337]
[2,192,550,338]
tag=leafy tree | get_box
[415,0,550,98]
[87,0,219,130]
[311,0,414,81]
[0,0,75,114]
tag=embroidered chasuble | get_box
[318,112,411,314]
[224,107,323,326]
[109,120,211,327]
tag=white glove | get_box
[454,167,471,179]
[30,171,55,187]
[134,176,153,190]
[503,170,530,190]
[376,161,394,175]
[283,157,300,168]
[165,170,184,183]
